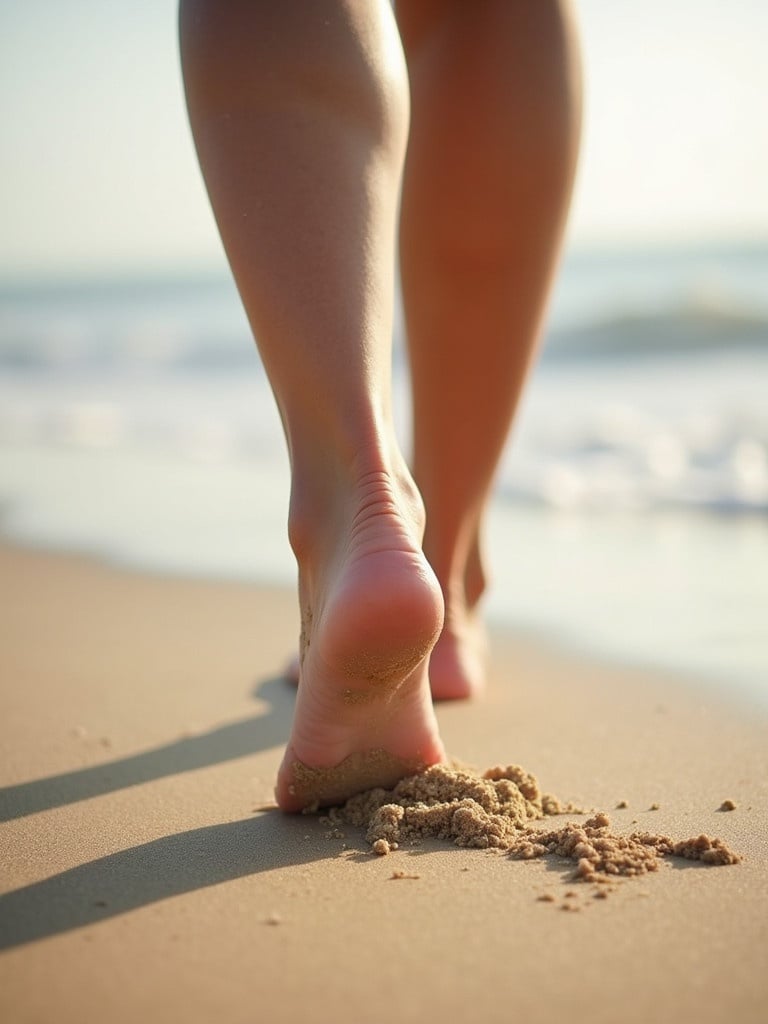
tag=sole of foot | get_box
[275,504,447,811]
[282,610,488,702]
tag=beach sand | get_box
[1,542,766,1023]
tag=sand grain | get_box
[331,763,741,883]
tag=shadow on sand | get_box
[0,676,295,824]
[0,671,716,951]
[0,809,340,951]
[0,672,332,951]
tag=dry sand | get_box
[1,543,767,1024]
[332,763,740,873]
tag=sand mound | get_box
[329,764,740,878]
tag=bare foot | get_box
[282,541,488,701]
[428,602,488,701]
[426,535,489,701]
[275,468,446,812]
[283,602,487,702]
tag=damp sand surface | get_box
[1,545,766,1024]
[329,763,741,881]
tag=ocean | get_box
[1,242,766,703]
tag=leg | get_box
[396,0,582,698]
[180,0,445,810]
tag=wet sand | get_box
[1,543,766,1024]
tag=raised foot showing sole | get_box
[276,545,447,812]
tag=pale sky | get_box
[1,0,767,280]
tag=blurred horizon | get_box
[2,0,768,281]
[2,235,768,291]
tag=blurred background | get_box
[1,1,766,700]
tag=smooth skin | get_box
[179,0,581,810]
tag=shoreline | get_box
[1,542,767,1023]
[3,522,766,716]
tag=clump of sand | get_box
[329,764,740,879]
[531,812,739,879]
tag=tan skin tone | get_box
[179,0,581,811]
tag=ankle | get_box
[464,540,488,610]
[423,527,488,618]
[288,448,443,695]
[287,438,425,570]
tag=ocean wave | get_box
[2,264,768,371]
[496,418,768,516]
[543,298,768,360]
